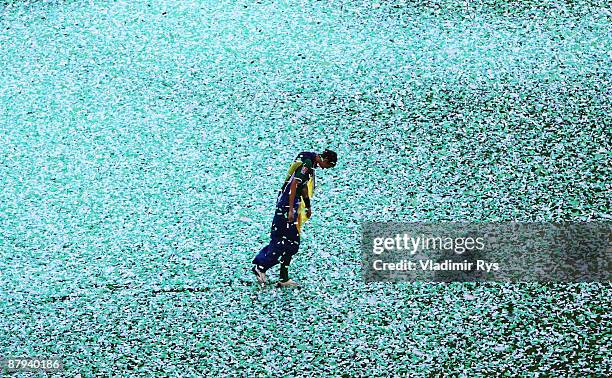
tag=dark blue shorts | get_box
[252,207,300,272]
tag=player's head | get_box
[318,149,337,169]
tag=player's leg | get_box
[251,249,269,284]
[267,205,301,287]
[277,238,300,287]
[252,241,284,283]
[279,252,292,282]
[251,209,287,283]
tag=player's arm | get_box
[289,160,312,222]
[287,177,300,223]
[301,185,312,218]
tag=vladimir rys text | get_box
[372,234,485,255]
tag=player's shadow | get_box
[152,286,211,294]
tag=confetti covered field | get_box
[1,0,610,376]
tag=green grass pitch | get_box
[1,0,610,376]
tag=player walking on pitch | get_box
[252,149,337,287]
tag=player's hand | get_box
[288,209,295,223]
[306,208,312,218]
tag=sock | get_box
[279,264,289,282]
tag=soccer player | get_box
[252,149,337,287]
